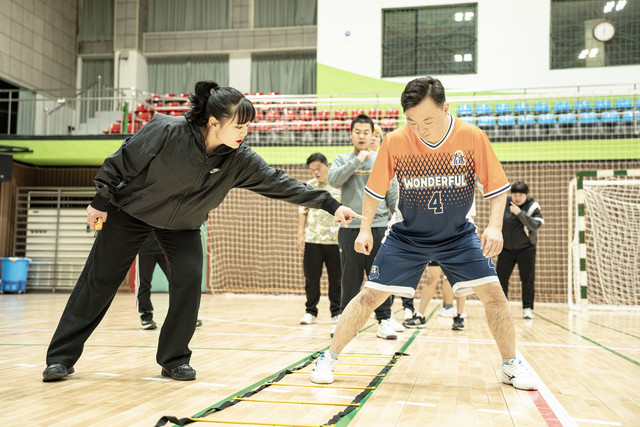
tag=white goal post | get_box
[568,169,640,310]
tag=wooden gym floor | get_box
[1,292,639,426]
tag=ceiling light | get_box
[454,12,463,21]
[454,54,463,62]
[616,0,627,11]
[589,48,599,58]
[579,49,589,59]
[604,1,615,13]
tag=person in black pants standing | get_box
[497,182,544,319]
[42,80,363,383]
[135,233,203,330]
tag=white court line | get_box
[142,377,171,381]
[516,350,578,427]
[15,363,38,367]
[94,372,122,376]
[478,408,523,416]
[395,401,437,408]
[572,418,622,426]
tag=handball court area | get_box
[1,292,639,426]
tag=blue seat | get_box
[477,116,496,128]
[557,113,577,126]
[553,101,572,113]
[513,102,530,114]
[600,111,619,124]
[460,116,476,124]
[495,103,511,115]
[532,102,550,114]
[516,114,536,126]
[537,113,556,126]
[497,115,516,127]
[614,99,633,110]
[475,104,492,115]
[621,110,637,122]
[457,104,473,116]
[593,99,613,112]
[576,100,591,112]
[579,112,598,125]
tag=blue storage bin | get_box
[1,257,31,293]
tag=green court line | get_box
[534,312,640,368]
[548,307,640,341]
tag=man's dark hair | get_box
[350,114,374,132]
[400,76,446,111]
[306,152,328,166]
[511,181,529,194]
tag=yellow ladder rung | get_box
[290,371,385,377]
[265,382,375,390]
[233,397,359,407]
[340,362,393,367]
[188,417,335,427]
[340,354,399,359]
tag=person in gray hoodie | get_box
[328,114,400,340]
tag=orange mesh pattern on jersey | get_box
[394,150,476,210]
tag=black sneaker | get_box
[161,363,196,381]
[403,314,426,329]
[141,318,157,330]
[452,315,465,331]
[42,363,75,382]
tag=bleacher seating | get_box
[614,99,633,110]
[476,104,492,115]
[384,108,400,119]
[593,99,613,112]
[532,102,550,114]
[578,112,598,126]
[495,103,511,115]
[456,104,473,116]
[557,113,578,127]
[553,101,571,113]
[576,100,591,111]
[513,102,530,114]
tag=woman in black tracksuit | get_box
[497,181,544,319]
[43,81,361,382]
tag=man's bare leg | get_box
[329,287,391,355]
[415,265,441,315]
[473,281,515,359]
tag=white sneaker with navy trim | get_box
[311,351,338,384]
[501,358,538,390]
[376,319,398,340]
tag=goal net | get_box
[569,170,640,310]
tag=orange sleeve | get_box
[474,130,510,198]
[364,136,395,200]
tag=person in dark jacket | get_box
[42,80,363,383]
[497,181,544,319]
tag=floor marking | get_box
[197,382,227,387]
[395,401,437,408]
[478,408,523,415]
[517,351,577,427]
[571,418,621,426]
[15,363,38,367]
[142,377,171,381]
[94,372,122,376]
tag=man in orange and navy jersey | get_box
[311,76,539,391]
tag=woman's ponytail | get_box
[186,81,220,126]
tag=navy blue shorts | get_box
[365,230,498,298]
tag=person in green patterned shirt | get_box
[297,153,342,328]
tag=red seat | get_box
[163,93,176,99]
[135,103,149,113]
[381,119,397,131]
[310,121,328,131]
[284,110,298,121]
[316,110,331,120]
[147,93,162,103]
[179,93,190,99]
[166,102,180,108]
[168,111,182,117]
[331,121,348,131]
[266,110,281,121]
[254,109,265,121]
[104,123,121,134]
[369,108,382,120]
[385,108,400,119]
[349,109,365,119]
[333,109,347,121]
[136,111,152,122]
[299,110,314,121]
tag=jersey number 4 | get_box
[428,191,444,214]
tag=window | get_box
[382,4,477,77]
[551,0,640,69]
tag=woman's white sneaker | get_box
[300,313,317,325]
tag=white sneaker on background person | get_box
[389,317,405,332]
[523,308,533,319]
[403,308,413,321]
[299,313,317,325]
[376,319,398,340]
[438,305,456,318]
